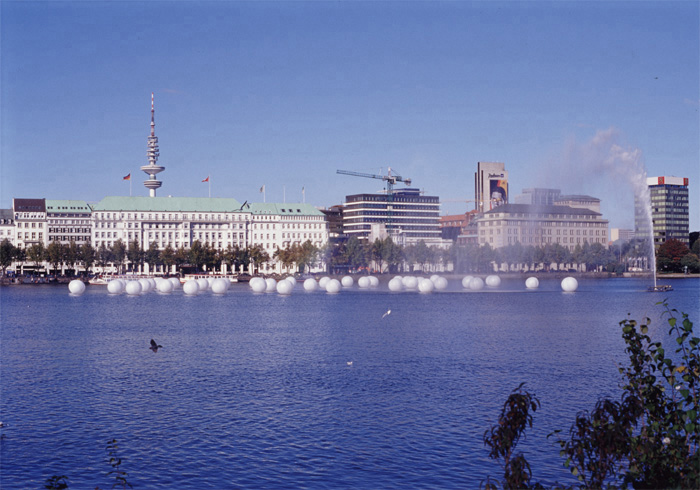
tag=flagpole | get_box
[209,178,211,198]
[283,185,286,203]
[130,179,132,197]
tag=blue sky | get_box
[2,1,698,230]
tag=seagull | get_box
[382,309,391,319]
[347,361,353,366]
[0,422,6,428]
[149,339,163,352]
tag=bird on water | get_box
[150,339,163,352]
[382,309,391,319]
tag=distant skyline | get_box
[2,1,698,230]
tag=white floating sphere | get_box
[197,278,210,291]
[469,277,485,290]
[325,278,341,293]
[368,276,379,287]
[430,274,440,283]
[303,278,318,291]
[462,276,474,288]
[148,278,157,290]
[341,276,354,287]
[276,279,294,295]
[561,276,578,292]
[138,278,151,293]
[168,277,181,289]
[418,278,435,293]
[393,275,403,282]
[251,278,267,293]
[265,278,277,292]
[68,279,86,295]
[403,276,418,289]
[319,276,331,288]
[211,278,228,294]
[125,280,142,295]
[286,276,297,286]
[485,275,501,288]
[154,277,164,286]
[107,280,124,294]
[388,277,404,291]
[157,279,174,294]
[358,276,371,288]
[433,276,448,290]
[525,277,539,289]
[183,279,199,295]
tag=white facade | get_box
[91,196,329,274]
[0,209,15,245]
[12,198,48,249]
[478,203,609,250]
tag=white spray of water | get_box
[538,128,656,283]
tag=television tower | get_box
[141,93,164,197]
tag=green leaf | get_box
[641,325,648,334]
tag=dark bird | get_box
[149,339,163,352]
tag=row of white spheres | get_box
[109,277,184,295]
[388,275,447,292]
[181,277,231,295]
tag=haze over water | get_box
[1,277,698,489]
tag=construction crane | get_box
[336,167,413,235]
[336,168,412,194]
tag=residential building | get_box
[46,200,93,245]
[12,198,47,248]
[439,211,479,241]
[0,209,15,245]
[477,203,608,250]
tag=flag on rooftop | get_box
[123,173,131,181]
[202,176,209,182]
[260,185,265,193]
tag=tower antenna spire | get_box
[141,92,165,197]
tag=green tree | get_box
[160,244,176,275]
[111,240,127,274]
[0,238,17,276]
[46,241,64,274]
[127,240,143,273]
[79,243,95,276]
[144,242,161,274]
[96,243,112,273]
[296,240,318,273]
[248,244,270,273]
[344,237,369,272]
[657,239,691,273]
[189,240,206,272]
[485,302,699,488]
[25,243,46,273]
[174,246,189,273]
[65,241,80,274]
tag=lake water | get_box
[1,276,698,489]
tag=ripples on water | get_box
[1,277,698,489]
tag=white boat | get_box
[180,274,239,284]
